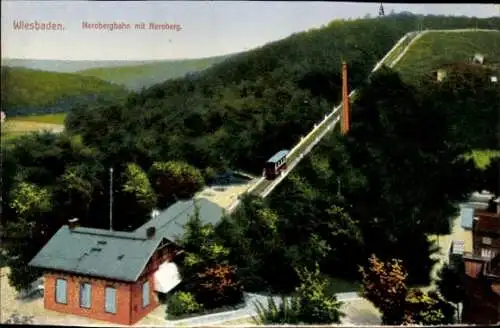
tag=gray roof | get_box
[135,198,225,241]
[28,226,161,282]
[29,197,225,281]
[267,149,289,163]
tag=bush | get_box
[192,264,244,310]
[166,291,202,318]
[254,296,302,324]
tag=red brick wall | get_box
[42,244,179,325]
[44,272,133,325]
[130,274,159,324]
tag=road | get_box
[166,291,365,326]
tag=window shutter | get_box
[80,283,92,308]
[142,281,150,307]
[105,287,117,313]
[55,279,67,304]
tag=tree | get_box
[360,254,408,324]
[253,263,344,324]
[436,261,466,321]
[119,163,157,229]
[193,264,243,309]
[295,264,344,324]
[9,182,52,220]
[403,290,455,325]
[360,255,456,325]
[480,157,500,196]
[149,161,204,207]
[3,219,43,292]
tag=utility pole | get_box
[109,167,113,231]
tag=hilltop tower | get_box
[378,3,385,17]
[341,62,350,135]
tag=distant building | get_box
[461,197,500,324]
[432,61,500,83]
[472,53,485,65]
[29,198,225,325]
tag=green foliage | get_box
[360,255,455,325]
[3,219,44,292]
[295,264,344,324]
[360,254,408,324]
[466,150,500,170]
[178,210,242,309]
[77,55,231,90]
[477,156,500,196]
[1,67,128,115]
[149,161,204,207]
[122,163,157,209]
[181,208,230,275]
[254,296,302,324]
[253,264,344,324]
[65,15,499,175]
[9,182,52,220]
[403,290,455,325]
[192,264,244,310]
[394,31,500,83]
[436,260,466,321]
[166,291,202,318]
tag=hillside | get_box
[1,67,129,116]
[76,55,232,90]
[65,14,500,175]
[393,30,500,82]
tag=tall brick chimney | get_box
[341,62,350,135]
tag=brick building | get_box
[461,197,500,324]
[28,198,224,325]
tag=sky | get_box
[2,1,498,61]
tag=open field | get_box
[10,113,66,125]
[394,30,500,82]
[1,120,64,141]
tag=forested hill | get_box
[66,14,500,174]
[1,67,129,116]
[76,55,233,91]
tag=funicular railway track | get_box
[226,28,498,214]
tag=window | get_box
[55,279,67,304]
[481,248,493,259]
[104,287,116,314]
[142,281,150,307]
[80,283,92,308]
[482,237,493,245]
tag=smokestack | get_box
[341,62,350,135]
[68,218,79,230]
[146,227,156,239]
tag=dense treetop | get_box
[65,14,500,174]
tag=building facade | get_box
[461,198,500,324]
[29,222,182,325]
[29,198,222,325]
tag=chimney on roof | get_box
[146,227,156,239]
[68,217,79,230]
